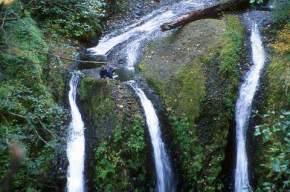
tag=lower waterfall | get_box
[66,73,85,192]
[128,81,175,192]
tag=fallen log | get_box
[161,0,249,31]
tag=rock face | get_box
[78,77,154,191]
[139,17,245,191]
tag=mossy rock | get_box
[78,76,153,191]
[140,17,245,191]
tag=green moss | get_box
[140,17,244,191]
[219,15,245,84]
[174,62,205,120]
[78,77,150,190]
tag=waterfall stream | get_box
[128,81,174,192]
[235,24,266,192]
[86,1,217,191]
[66,73,85,192]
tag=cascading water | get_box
[88,0,215,70]
[66,73,85,192]
[87,1,217,190]
[86,1,224,191]
[128,81,174,192]
[235,24,265,192]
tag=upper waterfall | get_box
[88,0,216,70]
[235,24,266,192]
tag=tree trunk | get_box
[161,0,249,31]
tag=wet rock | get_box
[77,54,107,70]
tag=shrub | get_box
[24,0,107,40]
[255,111,290,192]
[95,115,147,191]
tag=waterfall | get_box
[128,81,174,192]
[86,0,218,190]
[66,73,85,192]
[235,24,266,192]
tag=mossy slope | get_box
[140,16,245,191]
[0,7,71,192]
[78,77,153,191]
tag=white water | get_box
[88,0,215,70]
[129,81,174,192]
[67,74,85,192]
[235,24,265,192]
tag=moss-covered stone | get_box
[78,77,153,191]
[139,17,245,191]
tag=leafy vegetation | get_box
[0,1,70,191]
[1,0,289,191]
[95,115,147,191]
[23,0,107,40]
[253,22,290,192]
[78,77,151,191]
[169,116,203,186]
[254,111,290,192]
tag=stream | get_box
[88,0,215,70]
[65,0,269,191]
[234,24,266,192]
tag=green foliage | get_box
[79,78,150,190]
[0,3,69,190]
[254,22,290,192]
[0,15,48,84]
[95,115,147,191]
[169,116,203,188]
[107,0,129,14]
[24,0,107,40]
[0,80,68,190]
[270,0,290,23]
[254,110,290,192]
[217,15,244,114]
